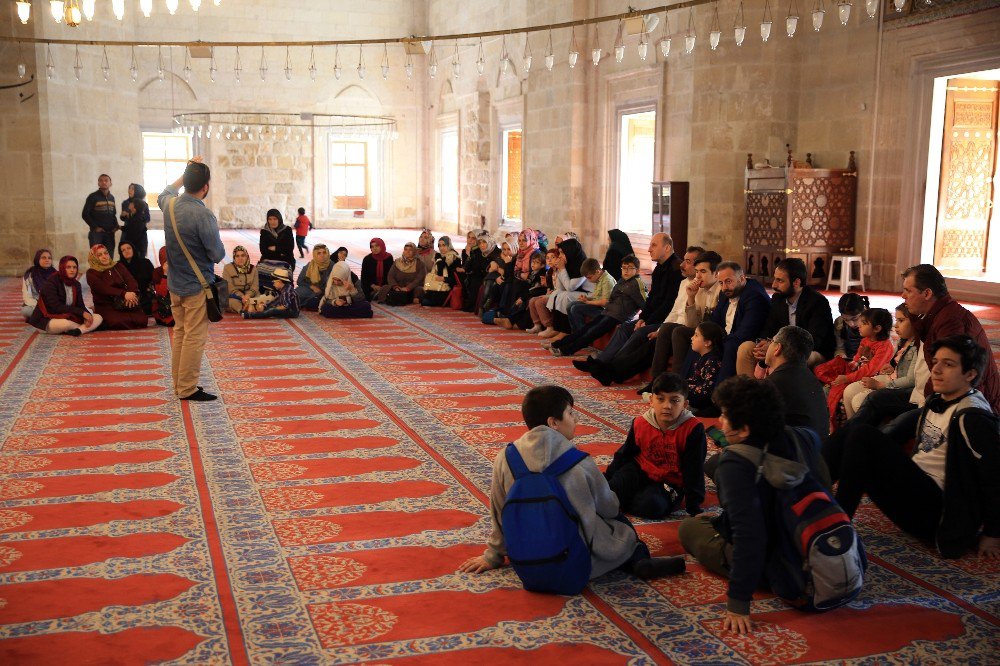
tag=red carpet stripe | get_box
[249,456,422,482]
[0,499,183,533]
[0,472,178,500]
[0,627,205,666]
[0,449,173,472]
[266,480,450,516]
[0,533,188,573]
[240,436,398,458]
[289,544,486,590]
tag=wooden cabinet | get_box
[652,181,689,253]
[743,152,858,285]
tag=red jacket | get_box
[911,295,1000,412]
[294,214,311,236]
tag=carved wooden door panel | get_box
[934,78,998,273]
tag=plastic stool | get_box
[826,255,865,294]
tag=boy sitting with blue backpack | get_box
[679,376,866,635]
[458,384,685,594]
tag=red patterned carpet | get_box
[1,270,999,664]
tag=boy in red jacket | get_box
[605,372,707,517]
[294,207,312,258]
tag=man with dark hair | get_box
[709,261,771,381]
[679,376,831,635]
[82,173,117,250]
[823,335,999,560]
[901,263,999,412]
[763,325,830,437]
[573,233,682,383]
[736,258,835,376]
[159,157,226,402]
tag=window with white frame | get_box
[501,127,523,222]
[330,136,383,213]
[142,132,192,207]
[617,109,656,235]
[438,128,459,222]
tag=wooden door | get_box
[934,78,999,273]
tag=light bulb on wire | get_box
[46,44,55,80]
[614,20,625,63]
[357,45,366,80]
[130,45,139,82]
[309,46,317,81]
[812,0,825,30]
[476,37,485,76]
[166,0,179,15]
[141,0,152,17]
[786,0,800,36]
[710,4,722,50]
[838,0,852,24]
[73,45,82,81]
[16,1,30,25]
[102,45,112,80]
[452,40,461,79]
[568,27,579,68]
[112,0,125,20]
[334,44,342,80]
[684,8,696,54]
[545,30,554,71]
[259,46,268,81]
[82,0,95,20]
[209,46,217,82]
[734,1,747,45]
[381,43,390,80]
[761,0,774,42]
[523,34,532,75]
[51,1,65,23]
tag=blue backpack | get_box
[501,444,592,595]
[746,428,868,611]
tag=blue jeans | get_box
[568,301,604,333]
[555,315,621,355]
[88,229,116,252]
[596,320,637,363]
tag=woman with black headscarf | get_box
[29,256,103,335]
[603,229,635,282]
[21,249,57,320]
[118,240,154,314]
[119,183,151,259]
[259,208,296,271]
[540,237,592,337]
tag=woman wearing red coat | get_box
[28,256,103,335]
[85,244,148,330]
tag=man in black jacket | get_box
[82,174,118,250]
[736,258,835,377]
[572,233,682,385]
[763,325,830,438]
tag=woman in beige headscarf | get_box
[319,261,373,319]
[295,243,333,310]
[222,245,260,313]
[374,242,427,306]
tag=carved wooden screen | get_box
[934,78,999,273]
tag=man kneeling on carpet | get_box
[604,372,707,519]
[458,385,685,593]
[242,268,299,320]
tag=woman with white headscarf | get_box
[319,261,373,319]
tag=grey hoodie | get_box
[485,425,639,578]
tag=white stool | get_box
[826,255,865,294]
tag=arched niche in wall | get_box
[325,83,384,117]
[438,78,458,115]
[137,72,200,129]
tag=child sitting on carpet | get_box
[242,267,299,319]
[605,373,707,518]
[458,385,686,584]
[679,321,726,416]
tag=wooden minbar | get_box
[743,148,858,285]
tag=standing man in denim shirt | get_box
[158,157,226,402]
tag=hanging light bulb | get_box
[638,29,649,61]
[734,1,747,45]
[73,45,82,80]
[190,0,201,11]
[660,12,672,57]
[452,40,461,79]
[761,0,774,42]
[381,43,390,80]
[838,0,852,24]
[157,46,165,81]
[284,46,292,80]
[523,34,532,74]
[592,46,602,67]
[357,45,366,80]
[787,0,800,36]
[51,1,65,23]
[710,4,722,50]
[259,46,268,81]
[812,0,825,30]
[209,46,217,82]
[234,46,242,83]
[102,45,111,80]
[16,1,31,25]
[45,44,55,79]
[428,45,438,78]
[334,44,342,79]
[112,0,124,20]
[866,0,878,18]
[476,37,485,76]
[545,30,555,71]
[614,20,625,63]
[183,47,192,82]
[500,35,510,75]
[82,0,95,20]
[309,45,317,81]
[685,8,696,54]
[64,0,82,27]
[893,0,905,11]
[405,51,413,79]
[16,45,26,79]
[141,0,153,17]
[166,0,178,15]
[130,45,138,81]
[568,27,579,68]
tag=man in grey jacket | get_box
[158,157,226,401]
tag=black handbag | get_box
[168,197,223,322]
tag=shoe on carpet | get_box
[636,383,652,395]
[572,358,594,372]
[64,329,82,337]
[632,555,686,580]
[590,362,615,387]
[181,388,217,402]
